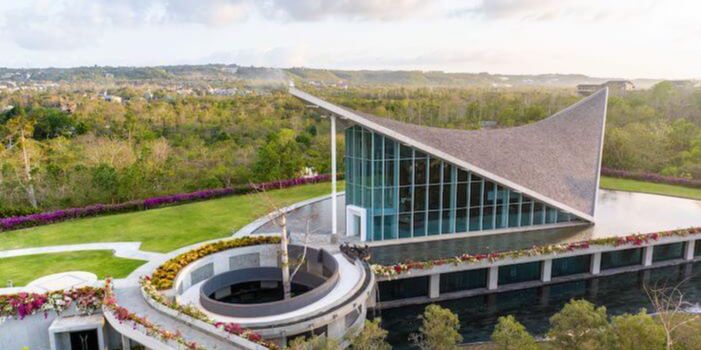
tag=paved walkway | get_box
[0,242,164,261]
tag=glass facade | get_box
[498,261,542,285]
[696,240,701,257]
[601,248,643,270]
[552,255,591,277]
[378,276,429,302]
[652,242,685,262]
[345,125,579,241]
[440,269,488,294]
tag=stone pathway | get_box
[0,242,164,261]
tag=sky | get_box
[0,0,699,79]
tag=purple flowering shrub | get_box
[1,174,337,232]
[602,167,701,189]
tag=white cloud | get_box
[260,0,431,21]
[455,0,659,22]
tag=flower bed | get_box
[151,236,280,290]
[0,174,338,231]
[602,167,701,189]
[0,286,104,320]
[371,227,701,278]
[102,278,205,350]
[140,277,278,350]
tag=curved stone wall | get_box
[199,247,340,317]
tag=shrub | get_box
[601,167,701,189]
[491,315,538,350]
[547,299,609,350]
[150,235,280,290]
[348,319,391,350]
[606,309,665,350]
[411,304,463,350]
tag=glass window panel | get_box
[495,204,506,229]
[546,207,558,223]
[470,180,483,208]
[384,160,395,187]
[456,183,468,208]
[399,159,413,186]
[443,163,453,182]
[363,187,371,207]
[601,248,643,270]
[413,211,426,237]
[414,185,426,211]
[442,183,452,209]
[652,242,684,262]
[427,211,441,235]
[483,181,495,206]
[398,214,412,238]
[400,144,413,159]
[557,211,571,223]
[429,158,442,184]
[508,204,520,227]
[363,160,372,187]
[354,185,362,206]
[373,216,382,241]
[414,159,427,184]
[457,169,469,182]
[455,208,468,232]
[384,187,396,211]
[363,131,372,159]
[552,255,591,277]
[495,185,507,205]
[414,150,427,159]
[441,210,452,234]
[482,206,495,230]
[428,184,441,210]
[378,276,428,302]
[383,214,397,239]
[399,186,412,212]
[533,203,545,225]
[509,191,521,205]
[498,262,542,285]
[384,137,395,159]
[354,129,362,156]
[373,189,382,209]
[373,160,383,187]
[469,207,481,231]
[373,133,383,160]
[440,269,487,293]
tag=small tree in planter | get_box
[410,304,462,350]
[491,315,538,350]
[547,299,610,350]
[348,319,391,350]
[606,309,665,350]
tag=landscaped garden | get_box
[600,176,701,200]
[0,251,145,286]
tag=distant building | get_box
[577,80,634,96]
[102,92,123,103]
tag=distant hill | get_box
[0,64,681,89]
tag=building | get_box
[291,87,608,242]
[577,80,633,96]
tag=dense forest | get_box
[1,81,700,216]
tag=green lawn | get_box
[0,251,145,286]
[600,176,701,200]
[0,182,342,253]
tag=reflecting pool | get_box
[376,261,701,349]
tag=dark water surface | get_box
[376,262,701,349]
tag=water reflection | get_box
[377,262,701,349]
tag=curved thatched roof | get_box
[291,87,608,222]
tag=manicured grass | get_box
[0,182,343,253]
[0,251,145,286]
[600,176,701,200]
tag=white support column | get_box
[643,245,654,266]
[685,240,696,261]
[590,252,602,275]
[488,266,499,290]
[121,335,131,350]
[541,259,552,283]
[429,274,440,299]
[330,115,338,237]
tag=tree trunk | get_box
[280,214,292,300]
[20,128,37,209]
